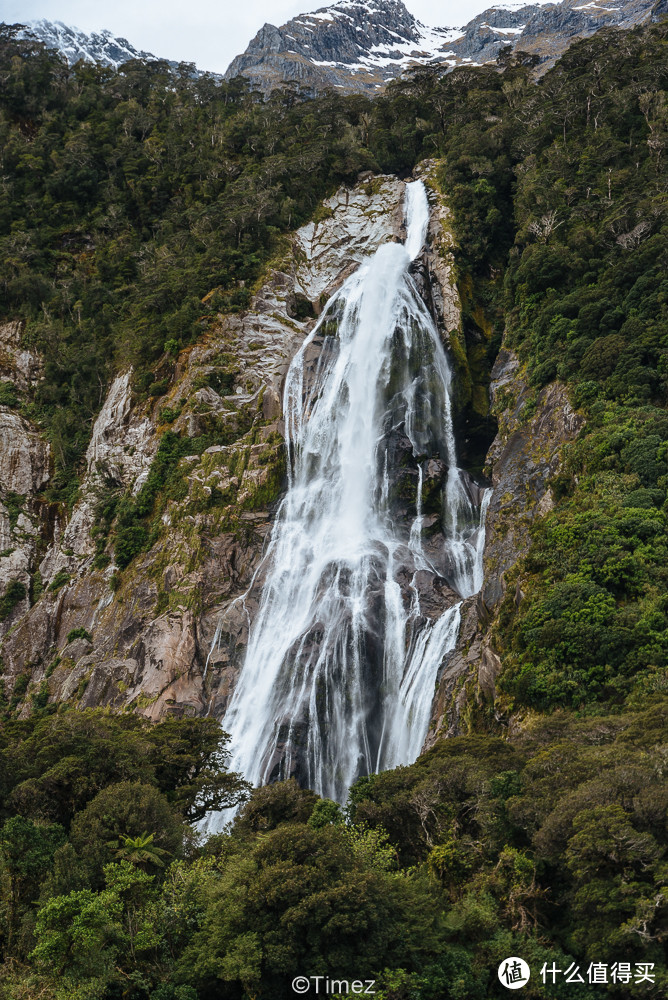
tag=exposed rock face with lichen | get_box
[0,322,50,640]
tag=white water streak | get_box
[205,181,491,828]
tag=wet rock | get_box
[481,353,584,610]
[412,164,462,344]
[409,569,459,620]
[426,595,479,744]
[294,176,405,306]
[426,349,586,745]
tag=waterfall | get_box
[206,181,490,824]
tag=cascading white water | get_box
[207,181,490,824]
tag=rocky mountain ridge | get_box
[11,0,668,95]
[226,0,668,93]
[224,0,461,93]
[14,19,173,71]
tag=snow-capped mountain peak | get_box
[17,19,163,70]
[225,0,464,94]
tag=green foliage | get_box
[346,703,668,995]
[65,628,92,645]
[91,473,122,569]
[307,797,344,829]
[30,680,50,713]
[8,673,29,713]
[2,18,668,1000]
[112,428,245,569]
[47,570,70,593]
[0,704,666,997]
[31,860,161,991]
[110,830,171,868]
[30,569,43,603]
[0,816,66,959]
[150,987,198,1000]
[159,405,182,424]
[0,29,536,501]
[1,494,22,530]
[472,21,668,713]
[45,656,60,678]
[114,431,193,568]
[70,782,183,884]
[0,383,19,408]
[0,31,377,501]
[179,823,442,998]
[0,581,26,622]
[371,952,486,1000]
[0,711,250,993]
[0,710,249,830]
[233,777,318,835]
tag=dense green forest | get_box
[0,707,666,999]
[1,14,667,1000]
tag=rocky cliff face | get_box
[0,175,413,722]
[455,0,668,70]
[224,0,459,94]
[0,322,50,642]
